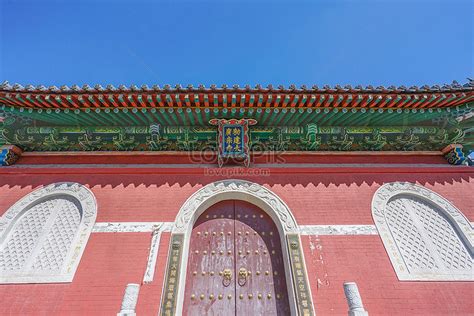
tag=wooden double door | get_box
[183,200,291,315]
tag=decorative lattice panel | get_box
[373,182,473,281]
[32,199,81,272]
[0,183,97,283]
[385,198,438,271]
[410,198,472,270]
[0,200,55,271]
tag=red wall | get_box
[0,158,473,315]
[302,235,474,315]
[1,172,472,224]
[0,233,151,315]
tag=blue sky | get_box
[0,0,473,87]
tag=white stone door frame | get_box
[160,179,315,316]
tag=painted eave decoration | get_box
[0,80,472,158]
[1,80,473,110]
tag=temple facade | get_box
[0,81,473,315]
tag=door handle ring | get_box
[222,269,232,287]
[238,267,248,286]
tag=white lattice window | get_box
[372,182,473,281]
[0,182,97,283]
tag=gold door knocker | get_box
[222,269,232,287]
[238,267,248,286]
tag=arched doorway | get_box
[160,180,314,316]
[183,200,291,315]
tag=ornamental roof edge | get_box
[1,79,473,94]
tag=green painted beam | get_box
[280,109,296,126]
[186,108,196,126]
[286,108,305,126]
[316,108,334,126]
[157,109,174,126]
[273,109,288,126]
[293,110,312,127]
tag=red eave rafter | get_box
[0,90,472,110]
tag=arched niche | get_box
[0,182,97,283]
[372,182,473,281]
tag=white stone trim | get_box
[92,222,173,233]
[299,225,378,235]
[171,179,306,316]
[372,182,473,281]
[91,222,380,235]
[143,224,164,284]
[0,182,97,283]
